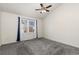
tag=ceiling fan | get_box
[35,3,52,13]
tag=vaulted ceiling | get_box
[0,3,61,19]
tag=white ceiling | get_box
[0,3,61,19]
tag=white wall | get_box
[43,4,79,48]
[1,12,18,44]
[0,11,1,46]
[37,19,43,38]
[0,11,43,45]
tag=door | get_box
[20,17,36,41]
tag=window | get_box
[21,18,27,33]
[29,20,35,32]
[21,18,36,33]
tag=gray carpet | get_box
[0,38,79,55]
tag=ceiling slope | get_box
[0,3,61,19]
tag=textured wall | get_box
[43,4,79,48]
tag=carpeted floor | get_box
[0,38,79,55]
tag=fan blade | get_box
[40,3,43,7]
[46,5,52,8]
[46,10,50,12]
[35,9,41,10]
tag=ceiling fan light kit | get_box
[35,3,52,13]
[40,10,46,13]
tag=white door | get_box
[20,17,36,41]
